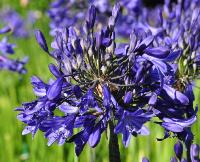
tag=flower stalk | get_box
[109,121,121,162]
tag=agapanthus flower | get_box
[0,27,27,73]
[16,3,198,160]
[0,9,29,38]
[47,0,167,38]
[139,0,200,91]
[0,8,39,38]
[48,0,112,36]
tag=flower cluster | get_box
[0,26,27,73]
[47,0,165,38]
[16,1,200,160]
[0,8,40,38]
[47,0,112,36]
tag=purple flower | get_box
[142,157,149,162]
[0,9,29,38]
[0,37,15,55]
[16,3,199,158]
[115,109,152,147]
[86,5,96,30]
[47,0,111,35]
[0,33,27,73]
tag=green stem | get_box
[187,143,191,162]
[109,121,121,162]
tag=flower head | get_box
[16,2,198,157]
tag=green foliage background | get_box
[0,1,199,162]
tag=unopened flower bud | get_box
[124,91,133,104]
[174,141,183,160]
[190,144,200,161]
[142,157,149,162]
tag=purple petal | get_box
[102,38,112,47]
[55,31,63,51]
[148,93,157,105]
[86,5,96,29]
[47,133,57,146]
[49,64,61,78]
[151,59,168,73]
[162,122,184,132]
[174,141,183,160]
[163,84,189,105]
[170,157,178,162]
[142,157,149,162]
[96,32,102,49]
[129,31,137,51]
[165,50,181,62]
[102,84,111,107]
[88,126,101,148]
[124,91,133,104]
[122,129,131,147]
[0,26,11,34]
[145,47,170,59]
[136,36,154,52]
[191,8,200,27]
[47,77,63,100]
[139,126,150,135]
[59,103,79,114]
[112,3,120,18]
[190,144,200,160]
[135,65,144,83]
[22,126,35,135]
[114,121,124,134]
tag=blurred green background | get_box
[0,1,200,162]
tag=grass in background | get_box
[0,1,200,162]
